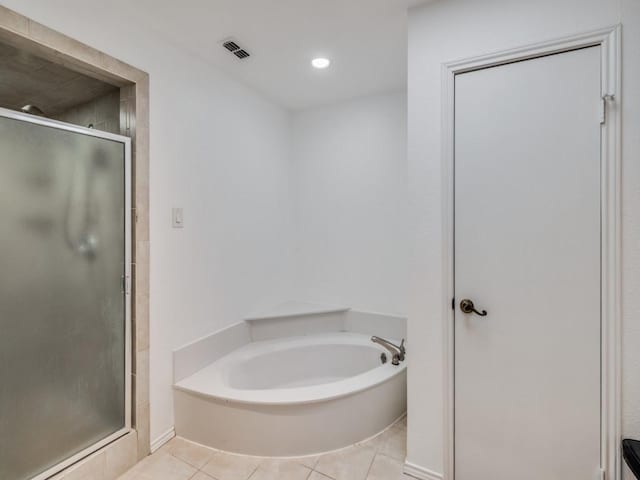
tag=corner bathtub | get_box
[173,332,407,456]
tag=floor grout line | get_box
[310,470,336,480]
[362,450,377,480]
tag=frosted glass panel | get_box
[0,115,126,480]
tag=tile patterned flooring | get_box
[118,416,413,480]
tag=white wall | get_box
[291,92,408,316]
[407,0,640,478]
[0,0,297,443]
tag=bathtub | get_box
[173,332,407,456]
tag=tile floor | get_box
[118,416,414,480]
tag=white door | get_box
[454,46,602,480]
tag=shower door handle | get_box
[459,299,487,316]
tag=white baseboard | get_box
[403,461,443,480]
[150,427,175,453]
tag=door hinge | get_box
[598,468,606,480]
[452,297,455,310]
[600,94,615,125]
[122,275,130,295]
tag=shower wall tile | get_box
[135,349,150,410]
[136,402,151,459]
[133,351,149,415]
[135,125,150,188]
[135,77,149,128]
[0,7,27,34]
[135,130,148,166]
[53,90,120,134]
[134,76,149,183]
[135,287,150,352]
[96,92,119,123]
[105,432,138,479]
[99,52,146,84]
[135,184,150,243]
[120,84,135,138]
[53,451,105,480]
[133,358,151,460]
[52,432,138,480]
[135,241,150,296]
[131,261,139,354]
[28,20,102,69]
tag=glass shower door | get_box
[0,108,131,480]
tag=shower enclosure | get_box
[0,107,131,480]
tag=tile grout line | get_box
[245,464,259,480]
[362,450,378,480]
[310,469,336,480]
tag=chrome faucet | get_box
[371,336,406,366]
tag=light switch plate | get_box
[172,208,184,228]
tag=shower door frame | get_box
[0,106,133,480]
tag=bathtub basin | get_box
[173,332,407,456]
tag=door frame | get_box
[441,26,621,480]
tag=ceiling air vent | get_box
[221,39,251,60]
[223,40,240,52]
[234,49,250,59]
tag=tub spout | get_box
[371,336,405,366]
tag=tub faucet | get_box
[371,336,406,366]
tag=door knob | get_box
[459,299,487,316]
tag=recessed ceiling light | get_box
[311,58,331,69]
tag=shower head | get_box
[21,105,46,117]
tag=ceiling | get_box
[126,0,428,110]
[0,40,117,117]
